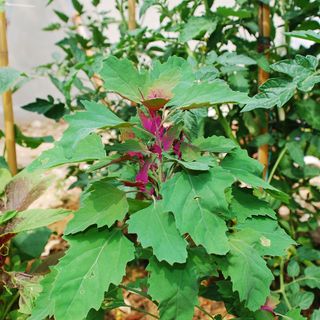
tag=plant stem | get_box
[214,106,238,144]
[279,257,292,310]
[195,305,216,319]
[203,0,210,15]
[267,145,287,183]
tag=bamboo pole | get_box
[0,10,17,175]
[128,0,136,30]
[257,2,270,178]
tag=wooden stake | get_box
[0,11,17,175]
[128,0,136,30]
[258,2,270,178]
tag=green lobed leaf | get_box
[311,309,320,320]
[221,230,274,311]
[290,291,314,310]
[230,187,276,222]
[101,56,148,103]
[27,133,105,171]
[285,308,307,320]
[128,200,188,265]
[236,217,295,256]
[147,257,199,320]
[39,229,135,320]
[296,99,320,130]
[162,167,234,255]
[0,67,20,94]
[242,78,296,112]
[59,100,128,154]
[167,79,250,109]
[65,180,128,234]
[302,265,320,289]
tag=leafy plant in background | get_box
[19,56,297,320]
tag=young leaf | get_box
[51,229,134,320]
[167,80,250,109]
[59,100,129,153]
[147,257,199,320]
[101,56,148,103]
[65,180,128,234]
[302,266,320,289]
[127,201,188,265]
[161,168,234,255]
[221,230,274,311]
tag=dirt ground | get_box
[4,119,234,320]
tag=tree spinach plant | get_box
[20,56,296,320]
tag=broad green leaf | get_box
[162,167,234,255]
[59,100,128,153]
[51,229,134,320]
[193,135,237,153]
[147,257,198,320]
[271,55,320,92]
[290,291,314,310]
[179,16,217,42]
[286,308,307,320]
[221,148,271,189]
[65,180,128,234]
[0,67,20,94]
[101,56,148,102]
[297,99,320,130]
[13,227,51,258]
[2,209,69,234]
[167,80,250,109]
[302,266,320,289]
[242,78,296,112]
[230,187,276,222]
[128,201,187,264]
[221,230,274,311]
[27,133,105,171]
[286,30,320,44]
[236,217,295,256]
[164,153,216,171]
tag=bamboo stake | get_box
[0,10,17,175]
[257,2,270,178]
[128,0,136,30]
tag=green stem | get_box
[279,257,292,310]
[203,0,210,15]
[267,145,287,184]
[195,305,216,319]
[214,106,238,145]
